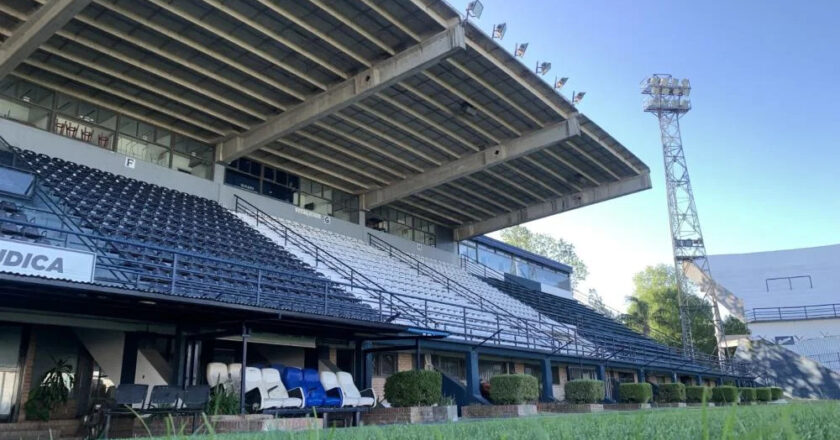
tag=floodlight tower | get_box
[641,74,727,363]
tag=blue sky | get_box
[450,0,840,310]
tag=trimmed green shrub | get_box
[755,387,772,402]
[564,379,604,404]
[770,387,784,401]
[686,386,710,403]
[618,383,652,403]
[489,374,539,404]
[739,387,757,402]
[384,370,442,407]
[711,386,739,404]
[657,383,686,403]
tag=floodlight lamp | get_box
[536,61,551,75]
[661,87,671,95]
[659,77,669,86]
[681,78,690,88]
[554,76,569,90]
[492,22,507,39]
[669,78,679,87]
[466,0,484,19]
[573,91,586,104]
[514,42,528,57]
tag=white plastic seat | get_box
[228,363,242,392]
[337,371,375,407]
[261,368,304,409]
[206,362,228,387]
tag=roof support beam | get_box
[462,176,527,209]
[91,0,289,110]
[276,138,388,185]
[414,193,482,222]
[426,188,495,217]
[261,147,370,190]
[0,0,92,79]
[463,38,643,175]
[249,155,356,194]
[439,183,511,213]
[218,24,465,162]
[454,173,652,240]
[148,0,322,94]
[362,117,580,210]
[294,130,405,180]
[395,199,464,225]
[312,119,426,173]
[255,0,370,68]
[309,0,395,56]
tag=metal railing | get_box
[367,233,582,352]
[460,254,754,376]
[746,304,840,322]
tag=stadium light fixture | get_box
[641,74,692,113]
[573,91,586,105]
[492,23,507,40]
[535,61,551,76]
[514,42,528,58]
[554,76,569,90]
[465,0,483,19]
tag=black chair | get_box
[147,385,182,411]
[103,384,149,439]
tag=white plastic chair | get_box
[336,371,376,407]
[261,368,304,409]
[206,362,228,387]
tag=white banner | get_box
[0,238,96,283]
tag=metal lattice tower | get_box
[641,74,727,362]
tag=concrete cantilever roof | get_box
[0,0,650,239]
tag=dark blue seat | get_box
[303,368,342,407]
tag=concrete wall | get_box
[74,329,125,385]
[709,244,840,311]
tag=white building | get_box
[710,244,840,369]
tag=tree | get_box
[623,264,718,355]
[498,226,588,288]
[585,289,616,319]
[723,316,750,335]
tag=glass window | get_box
[262,180,294,203]
[372,353,396,377]
[0,325,22,420]
[118,116,138,137]
[478,360,514,382]
[225,169,260,193]
[568,366,597,380]
[116,136,170,167]
[431,355,466,382]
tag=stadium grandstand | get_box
[0,0,754,433]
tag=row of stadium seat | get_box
[241,214,572,347]
[9,148,377,321]
[485,278,700,366]
[206,362,375,410]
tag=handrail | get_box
[746,303,840,323]
[367,233,580,350]
[460,255,505,280]
[234,196,435,329]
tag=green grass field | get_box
[178,402,839,440]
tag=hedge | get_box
[489,374,539,404]
[657,383,686,403]
[711,386,739,404]
[383,370,442,407]
[618,383,652,404]
[755,387,772,402]
[739,387,757,402]
[771,387,784,401]
[686,386,710,403]
[564,379,604,404]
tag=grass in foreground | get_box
[159,402,839,440]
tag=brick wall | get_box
[17,332,36,422]
[513,362,524,374]
[554,364,568,401]
[396,353,413,372]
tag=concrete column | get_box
[360,342,373,390]
[596,364,607,401]
[171,327,187,386]
[637,368,646,383]
[465,350,481,400]
[671,371,679,384]
[695,374,703,386]
[540,358,555,402]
